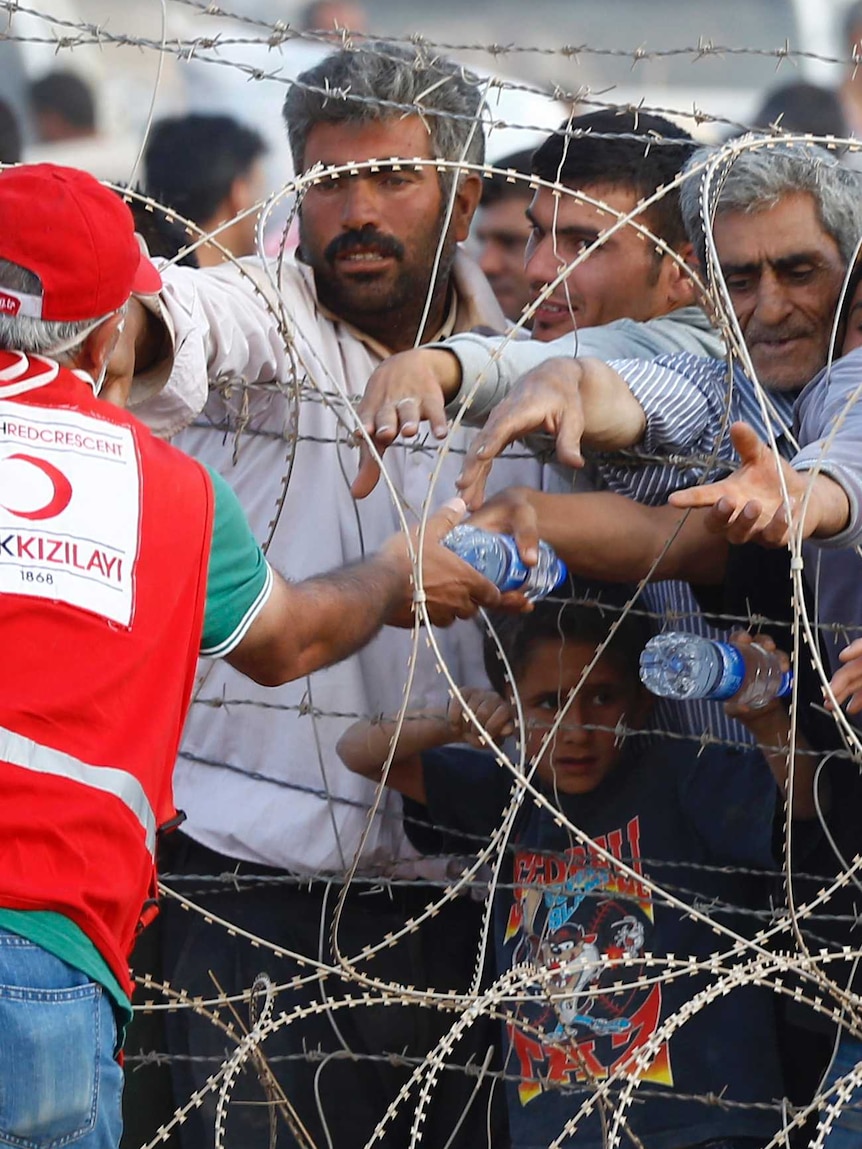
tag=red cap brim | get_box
[131,251,162,296]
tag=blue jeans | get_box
[0,928,122,1149]
[822,1033,862,1148]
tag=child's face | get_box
[514,638,651,796]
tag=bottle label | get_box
[777,671,793,697]
[498,535,529,593]
[709,643,746,700]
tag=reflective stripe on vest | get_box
[0,724,156,854]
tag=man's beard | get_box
[301,216,457,333]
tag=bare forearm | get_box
[284,555,408,677]
[507,489,727,584]
[227,553,409,686]
[337,711,453,777]
[739,710,817,820]
[577,358,647,450]
[807,474,851,539]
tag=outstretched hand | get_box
[668,423,804,546]
[352,349,461,499]
[456,358,589,508]
[668,422,848,547]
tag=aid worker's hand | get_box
[383,498,528,628]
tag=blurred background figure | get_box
[29,67,96,142]
[300,0,368,37]
[0,100,22,164]
[840,0,862,136]
[752,79,848,138]
[178,1,369,237]
[24,64,139,178]
[144,114,267,265]
[471,147,535,325]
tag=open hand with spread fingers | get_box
[668,422,850,546]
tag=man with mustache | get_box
[114,40,543,1149]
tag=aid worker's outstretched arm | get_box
[224,500,506,687]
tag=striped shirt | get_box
[595,353,797,748]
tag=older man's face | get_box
[715,191,846,390]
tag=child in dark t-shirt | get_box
[338,594,817,1149]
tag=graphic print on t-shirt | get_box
[0,401,141,625]
[506,815,672,1104]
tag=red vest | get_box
[0,353,213,996]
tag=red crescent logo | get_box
[1,453,73,520]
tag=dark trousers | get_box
[156,832,509,1149]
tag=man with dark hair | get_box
[472,147,535,322]
[113,40,542,1149]
[144,114,267,266]
[29,69,96,142]
[526,110,696,341]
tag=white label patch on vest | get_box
[0,403,141,626]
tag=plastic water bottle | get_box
[639,631,792,709]
[442,524,568,602]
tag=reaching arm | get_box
[105,259,310,437]
[224,501,506,687]
[669,422,850,546]
[456,357,647,508]
[724,634,816,820]
[336,687,513,803]
[467,486,729,585]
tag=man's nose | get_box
[341,178,381,230]
[752,272,794,327]
[526,235,566,295]
[558,701,590,742]
[479,240,506,278]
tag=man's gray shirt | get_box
[442,306,725,424]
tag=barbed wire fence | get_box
[9,1,862,1146]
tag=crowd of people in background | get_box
[6,4,862,1149]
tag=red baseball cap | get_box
[0,163,162,322]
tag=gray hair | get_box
[283,41,486,177]
[680,139,862,269]
[0,260,94,358]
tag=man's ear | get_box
[227,170,257,218]
[76,312,126,389]
[450,172,483,243]
[663,241,698,308]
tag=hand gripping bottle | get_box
[638,631,792,709]
[442,524,568,602]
